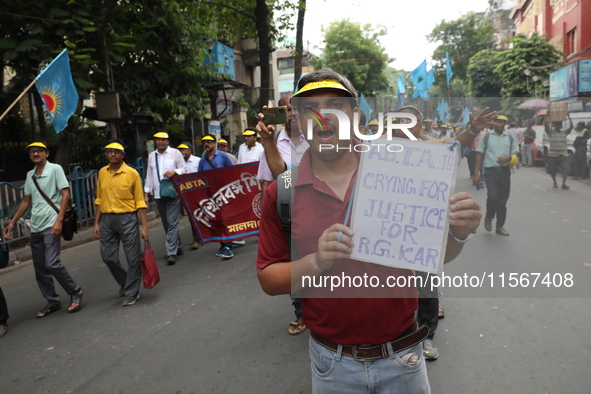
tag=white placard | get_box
[349,138,460,274]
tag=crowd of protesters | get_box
[2,67,590,393]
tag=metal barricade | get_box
[0,181,30,243]
[67,166,98,228]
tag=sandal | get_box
[288,320,307,335]
[68,288,83,313]
[438,306,445,319]
[37,304,61,318]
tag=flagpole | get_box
[447,84,452,123]
[0,79,37,122]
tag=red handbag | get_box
[140,241,160,289]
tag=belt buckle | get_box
[351,344,386,361]
[351,346,364,361]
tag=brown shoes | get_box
[496,228,510,236]
[484,218,492,232]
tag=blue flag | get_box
[446,52,454,86]
[35,49,79,133]
[397,76,407,104]
[437,98,450,123]
[426,69,435,89]
[411,60,427,91]
[460,106,470,126]
[358,92,373,127]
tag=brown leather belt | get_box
[310,321,429,361]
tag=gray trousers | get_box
[155,198,182,256]
[522,143,533,166]
[31,228,80,307]
[100,212,142,297]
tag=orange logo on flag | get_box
[38,85,63,116]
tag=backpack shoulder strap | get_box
[480,132,490,175]
[276,165,299,258]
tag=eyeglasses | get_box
[105,149,124,154]
[29,149,45,156]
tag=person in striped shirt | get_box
[545,116,573,190]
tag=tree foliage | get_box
[1,0,297,169]
[467,49,503,97]
[427,12,495,89]
[494,33,564,98]
[314,19,391,94]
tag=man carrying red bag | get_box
[94,139,149,306]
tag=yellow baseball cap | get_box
[153,131,169,139]
[243,129,257,136]
[217,139,228,145]
[201,135,215,142]
[497,115,509,121]
[368,120,379,126]
[104,142,125,151]
[177,144,189,149]
[293,80,353,97]
[26,142,48,150]
[424,118,432,123]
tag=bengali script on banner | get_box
[171,162,262,243]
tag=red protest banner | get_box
[170,162,262,243]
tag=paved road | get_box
[0,162,590,393]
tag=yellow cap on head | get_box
[497,115,509,122]
[242,129,257,136]
[153,132,169,139]
[368,120,379,126]
[104,142,125,151]
[293,80,353,97]
[424,118,432,123]
[217,139,228,145]
[201,135,215,142]
[27,142,48,150]
[177,144,189,149]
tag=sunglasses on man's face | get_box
[29,149,45,156]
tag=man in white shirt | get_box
[256,93,310,336]
[237,128,264,164]
[178,142,200,173]
[178,142,201,250]
[144,131,187,265]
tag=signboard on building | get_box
[209,120,221,141]
[204,41,235,81]
[579,59,591,94]
[549,62,578,100]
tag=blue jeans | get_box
[309,336,431,393]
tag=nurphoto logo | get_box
[302,109,418,152]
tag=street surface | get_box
[1,162,590,393]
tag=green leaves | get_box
[316,19,391,94]
[427,12,495,88]
[494,33,563,98]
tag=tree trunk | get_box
[31,88,47,138]
[254,0,271,107]
[53,132,73,175]
[294,0,306,92]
